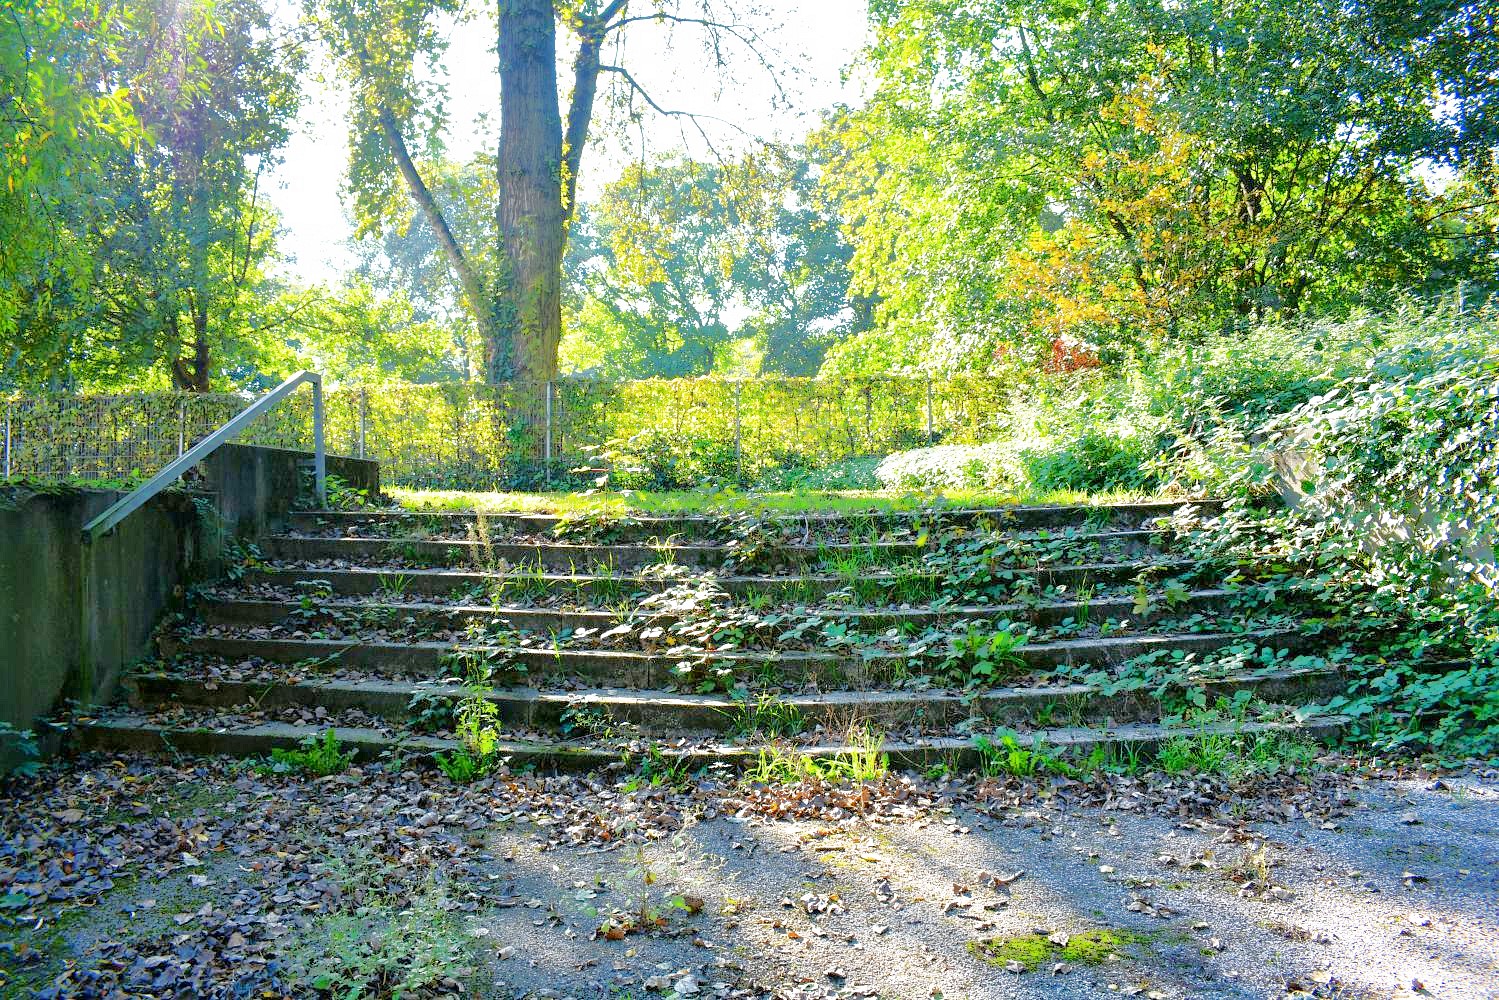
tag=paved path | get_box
[470,772,1498,999]
[2,760,1494,999]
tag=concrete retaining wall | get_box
[0,444,378,768]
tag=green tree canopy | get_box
[818,0,1498,374]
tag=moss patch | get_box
[968,928,1153,971]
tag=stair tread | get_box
[289,498,1220,525]
[78,711,1343,760]
[245,557,1199,580]
[270,528,1161,546]
[196,586,1249,618]
[137,664,1337,707]
[175,626,1299,660]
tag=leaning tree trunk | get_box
[495,0,565,386]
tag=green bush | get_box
[752,454,882,490]
[1020,428,1160,493]
[590,428,738,490]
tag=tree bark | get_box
[168,301,212,392]
[496,0,566,384]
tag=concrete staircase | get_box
[75,499,1353,772]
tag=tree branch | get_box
[598,63,755,160]
[376,105,493,336]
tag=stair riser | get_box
[239,560,1198,602]
[286,499,1218,543]
[73,714,1341,773]
[127,672,1344,735]
[163,630,1298,688]
[197,589,1246,633]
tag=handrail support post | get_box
[312,375,326,507]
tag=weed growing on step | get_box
[726,694,806,739]
[320,474,378,512]
[559,704,626,741]
[744,726,889,785]
[550,507,641,543]
[264,730,355,777]
[374,572,411,599]
[0,722,41,778]
[289,579,333,625]
[433,747,487,783]
[223,539,266,583]
[940,624,1030,688]
[622,744,692,791]
[1156,717,1319,779]
[491,558,550,602]
[1076,740,1145,776]
[406,689,456,734]
[973,729,1075,778]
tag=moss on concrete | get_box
[968,927,1154,971]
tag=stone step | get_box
[287,499,1220,542]
[239,558,1203,602]
[126,667,1344,734]
[163,628,1299,687]
[196,586,1251,633]
[72,712,1344,772]
[260,529,1161,570]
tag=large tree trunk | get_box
[168,301,212,392]
[496,0,566,384]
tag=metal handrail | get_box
[83,371,326,543]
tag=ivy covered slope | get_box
[1197,314,1499,759]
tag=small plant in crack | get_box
[290,579,334,624]
[375,572,411,600]
[559,704,627,741]
[406,689,456,734]
[622,743,693,791]
[594,847,704,940]
[744,725,889,785]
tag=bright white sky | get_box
[265,1,870,284]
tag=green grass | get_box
[388,486,1176,516]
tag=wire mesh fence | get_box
[2,377,1021,488]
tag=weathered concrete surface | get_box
[0,445,379,767]
[0,489,199,766]
[286,498,1224,540]
[202,443,379,542]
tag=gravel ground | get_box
[466,771,1498,1000]
[1,759,1494,1000]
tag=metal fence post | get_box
[925,378,934,445]
[733,381,743,482]
[3,401,11,479]
[544,381,553,486]
[176,400,187,456]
